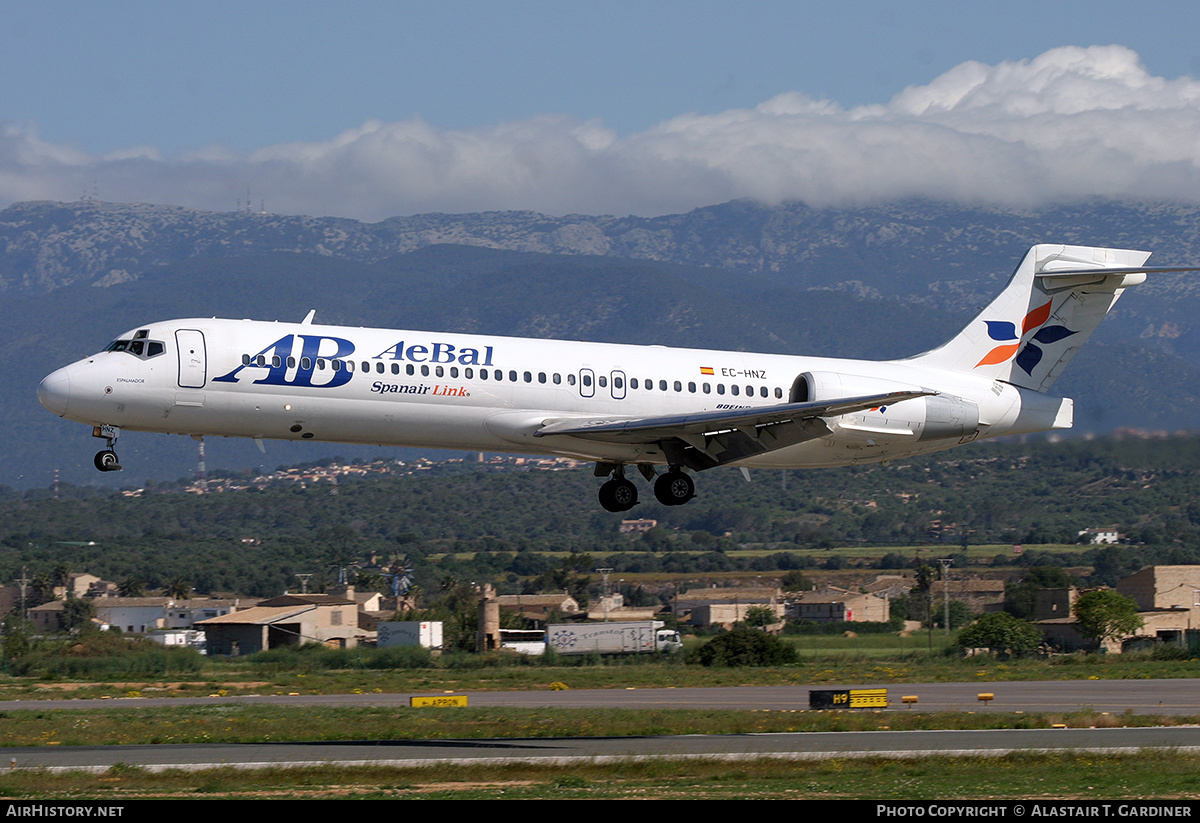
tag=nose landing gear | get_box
[91,424,122,472]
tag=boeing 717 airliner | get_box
[37,244,1194,511]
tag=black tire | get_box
[654,470,694,506]
[94,450,120,472]
[599,478,638,512]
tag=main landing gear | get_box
[596,464,696,512]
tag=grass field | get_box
[3,751,1200,800]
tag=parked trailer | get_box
[546,621,681,656]
[376,621,443,650]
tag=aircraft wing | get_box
[535,390,931,471]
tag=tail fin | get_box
[909,244,1155,391]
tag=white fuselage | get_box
[37,317,1072,470]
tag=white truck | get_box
[546,620,681,656]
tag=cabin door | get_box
[175,329,208,388]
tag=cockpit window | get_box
[105,336,166,360]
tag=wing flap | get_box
[536,390,932,470]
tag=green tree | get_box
[1073,589,1143,647]
[955,612,1043,658]
[694,627,797,667]
[118,577,145,597]
[1,613,31,664]
[61,595,97,633]
[743,605,776,628]
[164,576,192,599]
[780,570,813,592]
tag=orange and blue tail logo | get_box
[975,301,1077,375]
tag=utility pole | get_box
[938,558,954,634]
[596,568,613,621]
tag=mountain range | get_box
[4,197,1200,490]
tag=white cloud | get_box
[3,45,1200,220]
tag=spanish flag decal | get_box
[700,366,714,375]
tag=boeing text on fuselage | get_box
[37,245,1198,511]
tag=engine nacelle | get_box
[920,393,980,441]
[790,371,922,404]
[791,371,979,442]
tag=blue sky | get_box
[4,1,1200,219]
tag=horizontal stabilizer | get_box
[908,245,1200,392]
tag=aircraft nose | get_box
[37,367,71,416]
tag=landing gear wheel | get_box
[654,470,694,506]
[94,450,121,472]
[598,478,638,512]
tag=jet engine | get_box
[791,371,979,442]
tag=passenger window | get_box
[731,385,740,396]
[465,367,473,379]
[406,364,415,376]
[673,381,682,392]
[301,357,312,370]
[630,378,639,389]
[480,369,488,380]
[702,383,710,394]
[583,374,593,387]
[436,366,444,377]
[451,367,459,378]
[255,355,266,366]
[688,382,696,393]
[421,365,429,376]
[599,376,607,388]
[524,371,532,383]
[553,373,561,384]
[509,370,518,382]
[659,380,667,391]
[538,372,546,383]
[391,363,400,374]
[288,357,296,368]
[331,360,341,372]
[775,387,783,399]
[761,386,769,398]
[614,376,623,389]
[316,359,326,370]
[242,354,251,366]
[568,374,576,386]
